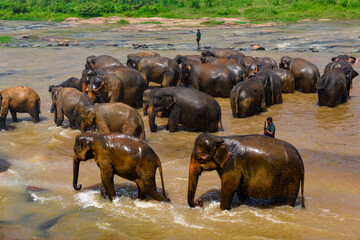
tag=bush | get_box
[75,2,103,17]
[190,0,200,9]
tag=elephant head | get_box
[148,89,175,132]
[80,69,97,93]
[181,63,192,86]
[87,76,105,103]
[188,133,230,208]
[73,134,95,190]
[279,56,292,69]
[85,56,96,70]
[126,55,141,69]
[49,87,62,113]
[79,106,96,133]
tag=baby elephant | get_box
[0,86,40,130]
[79,102,146,140]
[73,133,170,202]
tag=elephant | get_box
[230,73,269,118]
[187,133,305,210]
[147,87,223,133]
[174,55,201,64]
[316,66,359,107]
[85,67,146,108]
[272,68,295,93]
[127,52,160,61]
[0,86,40,130]
[181,62,236,97]
[50,87,93,128]
[79,102,145,140]
[85,55,123,70]
[73,133,170,202]
[257,64,283,105]
[127,56,180,87]
[324,55,359,73]
[254,57,278,69]
[234,56,259,76]
[279,56,320,93]
[201,57,247,83]
[201,48,245,59]
[48,77,82,93]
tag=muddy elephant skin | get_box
[73,133,170,202]
[0,86,40,130]
[79,102,145,140]
[188,133,305,210]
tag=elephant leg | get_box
[167,106,180,132]
[100,170,116,201]
[69,120,77,129]
[136,182,146,200]
[140,177,168,202]
[29,108,39,123]
[100,181,106,198]
[220,175,241,210]
[10,109,17,122]
[55,108,64,127]
[285,181,301,207]
[96,122,110,133]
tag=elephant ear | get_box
[212,140,230,169]
[51,88,60,101]
[331,57,338,62]
[86,108,96,123]
[164,95,175,109]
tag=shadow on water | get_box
[0,158,11,173]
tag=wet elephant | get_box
[85,67,146,108]
[50,87,93,128]
[257,64,283,105]
[188,133,305,210]
[127,52,160,60]
[174,55,201,64]
[235,56,259,76]
[324,55,359,73]
[201,48,245,59]
[73,133,170,202]
[254,57,278,69]
[127,56,180,87]
[79,102,145,140]
[201,56,247,83]
[279,56,320,93]
[85,55,123,70]
[272,68,295,93]
[316,66,358,107]
[230,73,269,118]
[0,86,40,130]
[181,62,236,97]
[48,77,82,93]
[147,87,223,132]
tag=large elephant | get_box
[49,77,82,93]
[0,86,40,130]
[188,133,305,210]
[324,55,359,73]
[257,64,283,105]
[174,55,201,64]
[79,102,145,140]
[85,67,146,108]
[85,55,123,70]
[272,68,295,93]
[230,74,269,118]
[147,87,223,132]
[201,57,247,83]
[181,62,236,97]
[127,52,160,61]
[235,56,259,76]
[127,56,180,87]
[279,56,320,93]
[201,48,245,58]
[73,133,170,202]
[316,66,358,107]
[254,57,278,69]
[50,87,93,128]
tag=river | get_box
[0,20,359,239]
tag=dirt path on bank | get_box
[62,16,279,31]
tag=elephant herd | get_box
[1,48,358,210]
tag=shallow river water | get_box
[0,20,359,239]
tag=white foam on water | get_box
[30,193,63,204]
[59,129,73,138]
[96,222,114,231]
[133,199,161,209]
[250,210,286,224]
[74,190,106,209]
[175,177,187,181]
[173,212,204,229]
[276,42,291,49]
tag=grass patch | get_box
[0,36,12,44]
[200,20,225,26]
[233,21,248,24]
[140,21,163,24]
[116,19,130,25]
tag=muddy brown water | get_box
[0,20,359,239]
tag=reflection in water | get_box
[0,20,359,239]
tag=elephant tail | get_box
[0,92,2,113]
[157,158,167,199]
[219,115,224,132]
[300,174,305,208]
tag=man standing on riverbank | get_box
[196,29,201,50]
[264,117,275,138]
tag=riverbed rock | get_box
[72,41,79,46]
[0,159,11,173]
[252,44,265,50]
[58,41,69,47]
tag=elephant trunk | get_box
[148,105,158,132]
[73,158,82,190]
[187,159,202,208]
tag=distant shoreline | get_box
[62,16,334,32]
